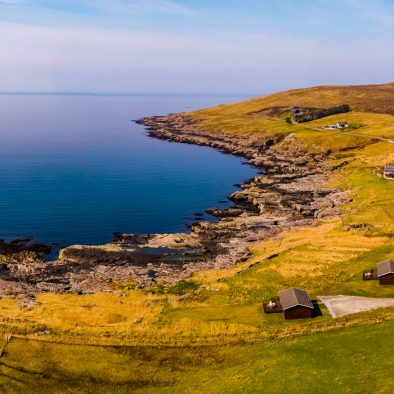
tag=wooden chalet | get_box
[377,260,394,285]
[264,288,314,320]
[278,288,314,319]
[363,260,394,285]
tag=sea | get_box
[0,93,257,250]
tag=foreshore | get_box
[0,112,350,298]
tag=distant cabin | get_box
[323,122,348,130]
[377,260,394,285]
[336,122,348,128]
[278,288,314,320]
[384,165,394,180]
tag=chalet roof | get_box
[377,260,394,277]
[278,287,314,310]
[384,165,394,172]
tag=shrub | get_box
[295,104,350,123]
[168,280,200,295]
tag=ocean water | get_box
[0,94,257,249]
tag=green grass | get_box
[342,167,394,235]
[167,280,200,295]
[1,319,393,393]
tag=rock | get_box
[6,251,46,277]
[18,294,39,309]
[206,207,244,217]
[35,330,51,336]
[59,245,162,265]
[344,223,372,231]
[0,238,51,255]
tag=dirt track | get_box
[319,295,394,318]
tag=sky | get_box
[0,0,393,94]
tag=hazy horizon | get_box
[1,80,394,98]
[0,91,257,96]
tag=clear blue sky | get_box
[0,0,393,94]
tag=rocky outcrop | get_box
[0,113,351,296]
[0,238,51,255]
[0,239,49,290]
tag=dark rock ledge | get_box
[0,114,351,298]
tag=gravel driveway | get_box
[319,295,394,318]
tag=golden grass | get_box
[195,83,394,117]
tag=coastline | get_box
[0,112,350,297]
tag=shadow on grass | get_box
[312,300,323,318]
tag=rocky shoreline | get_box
[0,113,350,300]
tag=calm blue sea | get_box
[0,94,257,249]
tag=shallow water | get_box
[0,94,257,248]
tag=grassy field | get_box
[1,319,393,393]
[0,83,393,392]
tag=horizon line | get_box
[0,91,258,97]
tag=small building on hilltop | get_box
[384,165,394,180]
[278,288,314,320]
[336,122,348,128]
[377,260,394,285]
[323,122,348,130]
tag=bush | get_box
[295,104,350,123]
[168,280,200,295]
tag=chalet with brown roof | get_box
[279,288,314,319]
[264,288,314,319]
[377,260,394,285]
[363,260,394,285]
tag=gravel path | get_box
[319,295,394,318]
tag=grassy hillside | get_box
[192,83,394,150]
[1,83,393,392]
[1,320,393,393]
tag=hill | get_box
[242,82,394,114]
